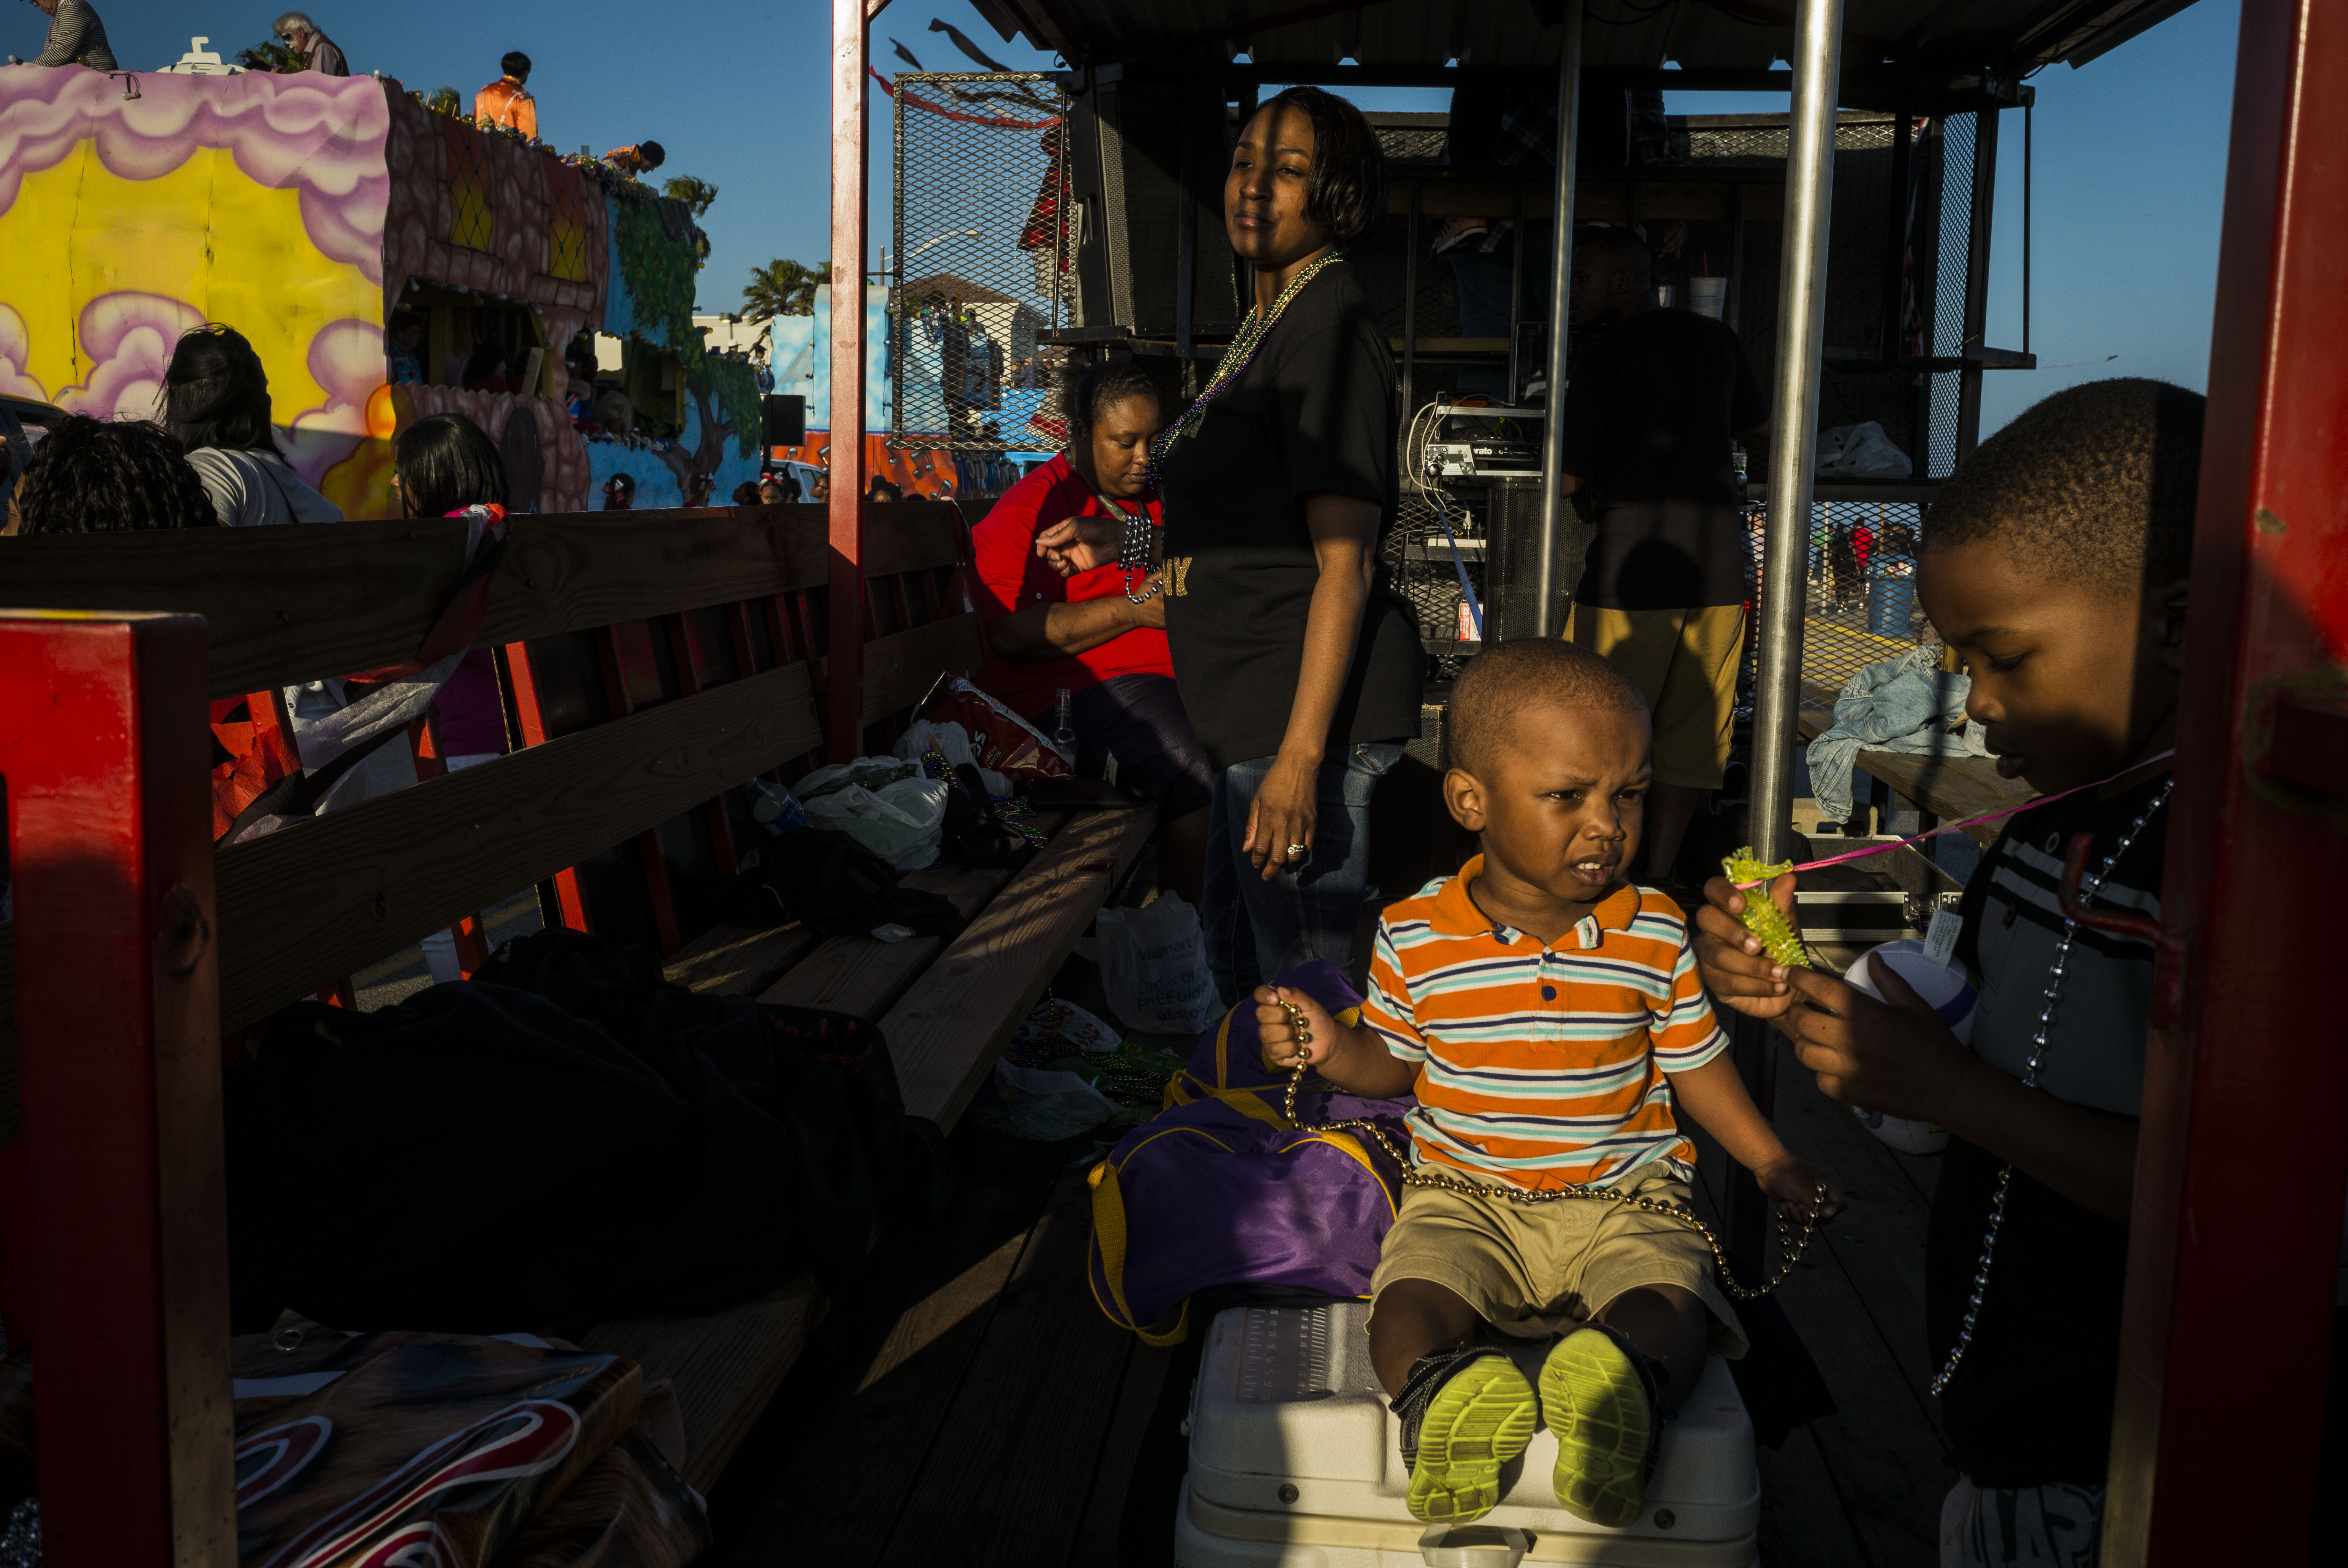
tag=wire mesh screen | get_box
[891,72,1071,452]
[1926,111,1978,478]
[1383,490,1490,682]
[1739,500,1929,707]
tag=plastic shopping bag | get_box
[800,763,952,871]
[918,677,1073,780]
[1095,895,1220,1034]
[962,1059,1119,1140]
[894,719,1012,798]
[1815,421,1915,478]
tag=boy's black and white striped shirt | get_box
[1960,773,2168,1118]
[1928,769,2170,1489]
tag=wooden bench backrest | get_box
[0,499,1002,1565]
[0,501,983,1085]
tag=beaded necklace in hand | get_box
[1073,464,1160,606]
[1146,249,1346,489]
[1928,779,2173,1396]
[1107,491,1158,605]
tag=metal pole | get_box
[2022,97,2032,357]
[1402,180,1419,434]
[1748,0,1845,866]
[826,0,870,760]
[1532,0,1583,639]
[1955,97,1999,464]
[1508,182,1525,402]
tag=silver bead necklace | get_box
[1930,777,2174,1397]
[1112,496,1158,604]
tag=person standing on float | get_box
[1040,86,1423,1004]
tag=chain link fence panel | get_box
[890,71,1071,453]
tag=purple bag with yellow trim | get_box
[1085,962,1416,1344]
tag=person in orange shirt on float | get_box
[474,51,537,139]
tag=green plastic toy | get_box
[1721,848,1811,969]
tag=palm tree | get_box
[662,176,720,218]
[744,259,825,320]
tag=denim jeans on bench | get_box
[1202,742,1404,1009]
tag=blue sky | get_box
[46,0,2237,436]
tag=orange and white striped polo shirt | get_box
[1359,857,1728,1191]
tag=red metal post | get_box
[827,0,871,760]
[2105,0,2348,1558]
[498,643,593,931]
[591,626,685,953]
[0,613,236,1565]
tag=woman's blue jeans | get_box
[1202,742,1404,1008]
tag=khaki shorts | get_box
[1565,604,1745,790]
[1369,1160,1747,1357]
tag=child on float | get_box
[391,412,515,984]
[1693,379,2198,1567]
[1256,637,1843,1530]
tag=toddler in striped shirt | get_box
[1256,637,1841,1530]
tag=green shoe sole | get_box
[1406,1356,1540,1525]
[1540,1327,1654,1528]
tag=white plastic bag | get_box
[801,771,951,871]
[893,720,1011,798]
[962,1059,1119,1140]
[1815,420,1914,478]
[1094,894,1220,1033]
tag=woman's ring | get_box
[1286,842,1309,857]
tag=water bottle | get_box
[747,778,808,835]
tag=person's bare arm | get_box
[1779,965,2139,1223]
[1244,492,1378,879]
[1557,473,1582,497]
[1033,514,1126,576]
[984,575,1165,660]
[1667,1055,1843,1221]
[1254,983,1418,1099]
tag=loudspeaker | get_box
[761,394,806,449]
[1065,79,1239,339]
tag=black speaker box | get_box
[761,394,806,450]
[1064,80,1240,339]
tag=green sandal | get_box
[1390,1346,1541,1525]
[1539,1323,1671,1528]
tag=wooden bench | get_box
[1795,675,2032,847]
[0,499,1156,1554]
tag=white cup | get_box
[1687,276,1729,319]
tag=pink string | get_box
[1733,749,2177,887]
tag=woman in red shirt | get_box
[970,359,1212,903]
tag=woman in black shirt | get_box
[1042,87,1423,1002]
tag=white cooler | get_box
[1175,1304,1760,1568]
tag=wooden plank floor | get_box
[693,925,1950,1565]
[1689,1039,1952,1568]
[701,1114,1178,1566]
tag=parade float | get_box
[0,61,759,517]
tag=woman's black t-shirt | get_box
[1156,260,1425,769]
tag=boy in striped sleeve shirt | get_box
[1258,638,1842,1530]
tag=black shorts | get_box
[1047,673,1214,822]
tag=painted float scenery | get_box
[0,64,759,517]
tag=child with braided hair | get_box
[1257,637,1842,1530]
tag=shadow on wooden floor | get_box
[1689,1038,1953,1568]
[705,1027,1952,1566]
[701,1114,1181,1567]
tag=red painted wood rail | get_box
[0,613,236,1564]
[2106,0,2348,1557]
